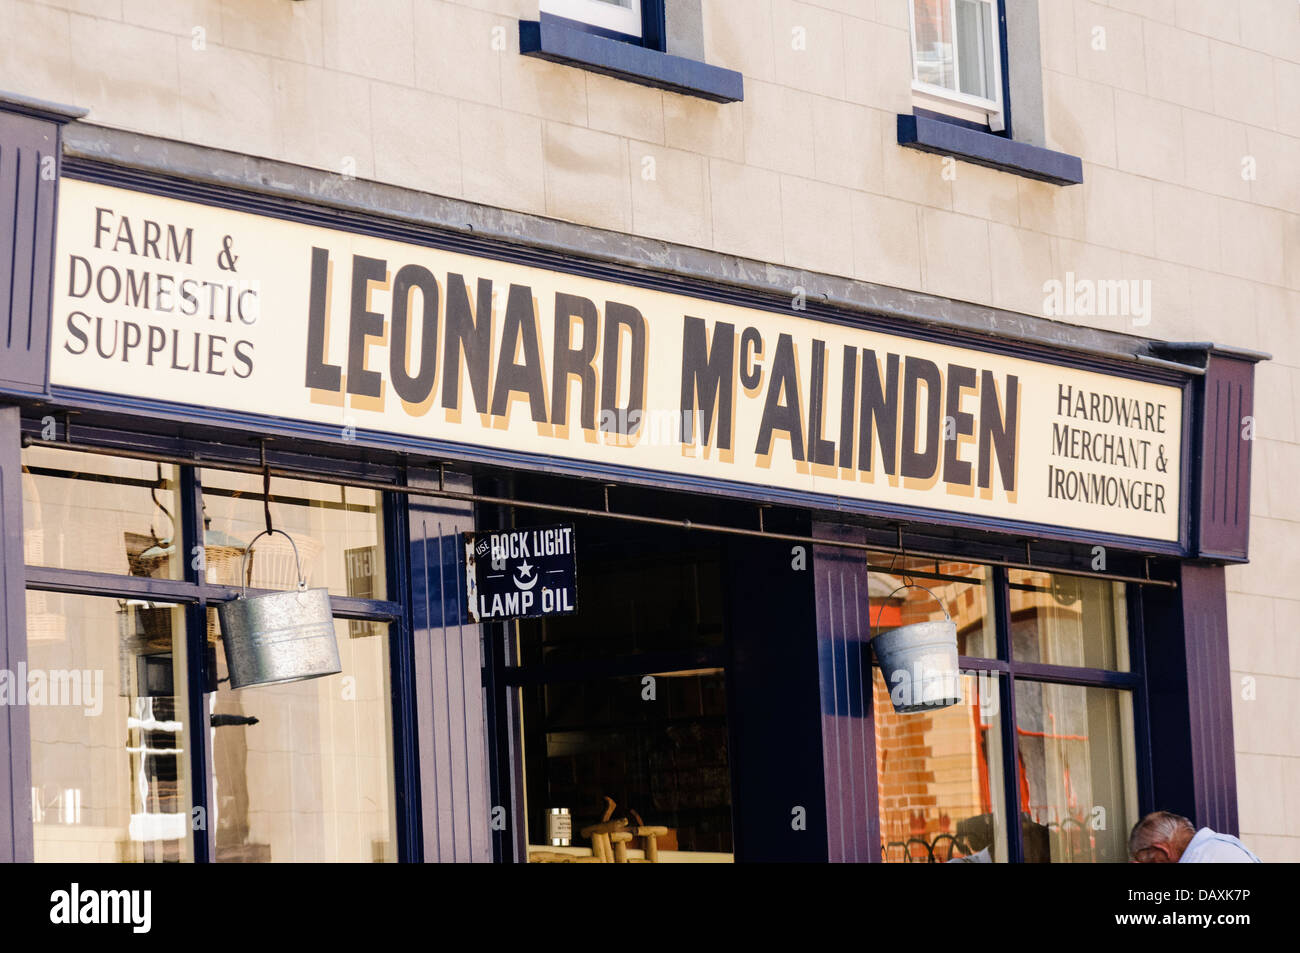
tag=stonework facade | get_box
[2,0,1296,859]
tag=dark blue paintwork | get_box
[897,112,1084,185]
[519,17,743,103]
[406,475,494,862]
[1141,564,1240,836]
[812,525,880,863]
[724,530,830,861]
[0,407,33,861]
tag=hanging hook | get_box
[149,463,174,546]
[885,545,913,589]
[259,439,274,535]
[262,466,273,535]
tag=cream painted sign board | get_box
[50,180,1183,542]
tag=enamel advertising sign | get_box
[49,179,1183,542]
[464,524,577,623]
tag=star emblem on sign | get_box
[512,559,539,591]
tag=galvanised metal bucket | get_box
[872,584,962,714]
[217,529,340,690]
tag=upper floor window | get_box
[909,0,1005,131]
[541,0,646,42]
[522,0,742,102]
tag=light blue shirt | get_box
[1179,827,1261,863]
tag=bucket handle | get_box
[872,584,951,638]
[236,528,307,597]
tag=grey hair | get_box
[1129,811,1196,856]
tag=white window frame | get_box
[907,0,1005,132]
[541,0,644,39]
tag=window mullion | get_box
[990,0,1007,129]
[181,465,213,863]
[976,3,989,99]
[908,0,920,83]
[383,489,423,864]
[992,565,1025,862]
[1127,585,1156,817]
[993,565,1011,662]
[949,0,960,92]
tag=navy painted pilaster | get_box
[0,405,31,861]
[1148,342,1266,563]
[1141,563,1239,835]
[812,522,880,862]
[1194,354,1259,562]
[407,468,493,862]
[0,90,83,863]
[0,93,85,396]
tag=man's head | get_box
[1129,811,1196,863]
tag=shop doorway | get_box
[506,513,735,862]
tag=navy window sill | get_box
[519,17,743,103]
[897,113,1083,186]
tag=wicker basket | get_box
[205,544,248,587]
[205,534,325,646]
[243,533,325,591]
[205,544,249,645]
[124,532,174,579]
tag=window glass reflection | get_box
[209,612,396,862]
[23,448,182,579]
[912,0,955,89]
[955,0,995,99]
[1014,681,1138,863]
[199,470,386,600]
[875,669,1006,862]
[28,593,193,862]
[1010,571,1129,671]
[867,555,996,659]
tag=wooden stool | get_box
[609,831,634,863]
[579,819,627,862]
[576,798,670,863]
[631,826,669,863]
[579,796,625,863]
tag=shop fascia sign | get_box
[48,180,1183,543]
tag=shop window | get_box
[23,447,183,579]
[1014,681,1138,864]
[29,595,194,862]
[199,468,386,601]
[1009,570,1128,671]
[869,558,996,659]
[509,521,734,862]
[21,447,400,863]
[209,613,397,863]
[869,556,1141,863]
[875,669,1007,862]
[909,0,1004,129]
